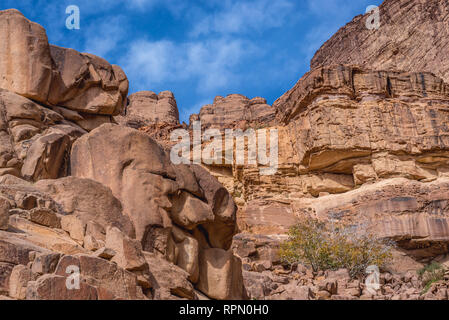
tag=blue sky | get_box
[1,0,382,123]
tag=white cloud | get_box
[121,37,256,93]
[82,15,127,57]
[191,0,295,36]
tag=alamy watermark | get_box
[66,265,80,290]
[170,121,279,176]
[365,265,381,294]
[366,5,380,30]
[66,5,80,30]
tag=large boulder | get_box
[197,248,248,300]
[49,46,128,116]
[0,9,55,103]
[34,177,135,238]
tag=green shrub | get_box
[280,219,394,278]
[418,262,446,294]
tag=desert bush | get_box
[418,262,446,293]
[280,219,394,277]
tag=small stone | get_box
[29,208,61,228]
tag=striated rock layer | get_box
[311,0,449,84]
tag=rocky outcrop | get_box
[311,0,449,84]
[190,94,275,129]
[0,8,247,301]
[70,124,246,299]
[115,91,180,128]
[0,9,128,117]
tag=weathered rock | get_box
[29,208,61,228]
[0,262,14,295]
[190,94,275,129]
[26,274,98,300]
[170,191,214,230]
[144,252,195,300]
[34,177,135,238]
[60,215,85,244]
[292,178,449,258]
[172,226,200,283]
[0,197,11,230]
[192,165,237,250]
[94,247,116,260]
[105,226,147,272]
[0,89,73,181]
[115,91,180,128]
[197,248,247,300]
[0,9,55,103]
[21,133,70,181]
[31,252,60,275]
[311,0,449,84]
[8,264,33,300]
[71,124,177,243]
[0,10,128,116]
[71,125,239,255]
[54,254,146,300]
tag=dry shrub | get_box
[280,219,394,277]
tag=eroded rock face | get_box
[190,94,275,129]
[115,91,180,128]
[311,0,449,84]
[70,124,245,299]
[260,65,449,199]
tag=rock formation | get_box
[2,0,449,301]
[311,0,449,83]
[115,91,180,128]
[0,9,246,300]
[190,94,275,130]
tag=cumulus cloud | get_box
[191,0,295,36]
[82,15,128,57]
[121,37,256,93]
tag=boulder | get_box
[54,254,147,300]
[34,177,135,238]
[26,274,98,300]
[144,252,195,300]
[0,10,128,116]
[0,9,55,103]
[197,248,247,300]
[190,94,275,129]
[105,226,147,272]
[49,46,128,116]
